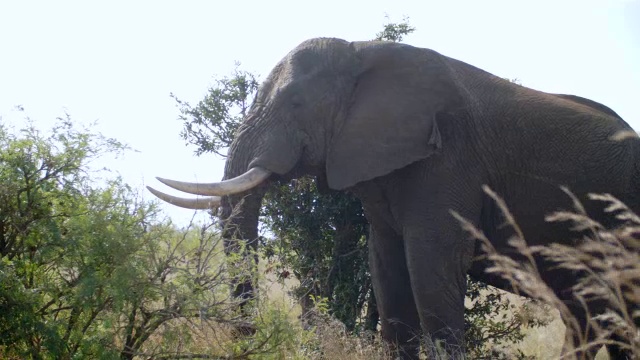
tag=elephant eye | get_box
[290,95,304,109]
[288,88,304,109]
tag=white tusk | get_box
[147,186,221,210]
[155,167,271,196]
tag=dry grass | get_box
[139,185,640,359]
[453,186,640,359]
[297,309,390,360]
[500,293,610,359]
[260,268,390,359]
[138,243,630,359]
[137,266,388,359]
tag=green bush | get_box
[0,116,301,359]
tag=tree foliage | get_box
[374,16,415,42]
[0,115,300,359]
[172,66,259,157]
[261,178,373,331]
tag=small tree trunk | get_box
[364,287,379,332]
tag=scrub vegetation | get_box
[2,19,635,360]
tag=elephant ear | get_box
[326,42,464,190]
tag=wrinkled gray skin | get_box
[219,38,639,359]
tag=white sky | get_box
[1,1,639,225]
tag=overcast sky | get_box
[1,1,638,225]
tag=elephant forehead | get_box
[256,57,319,100]
[256,38,355,99]
[255,61,294,100]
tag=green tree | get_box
[172,66,259,157]
[175,19,548,356]
[0,117,139,358]
[374,16,416,42]
[260,178,372,331]
[0,115,297,359]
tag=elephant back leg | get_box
[401,208,477,357]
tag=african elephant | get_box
[148,38,639,359]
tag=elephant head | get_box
[150,37,463,199]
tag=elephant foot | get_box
[422,338,465,360]
[389,342,420,360]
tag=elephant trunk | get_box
[217,126,274,317]
[219,188,265,311]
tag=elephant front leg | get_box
[400,184,481,358]
[403,226,471,358]
[368,221,421,359]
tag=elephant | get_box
[148,38,639,359]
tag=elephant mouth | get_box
[146,166,272,210]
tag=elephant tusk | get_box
[146,186,221,210]
[155,167,272,196]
